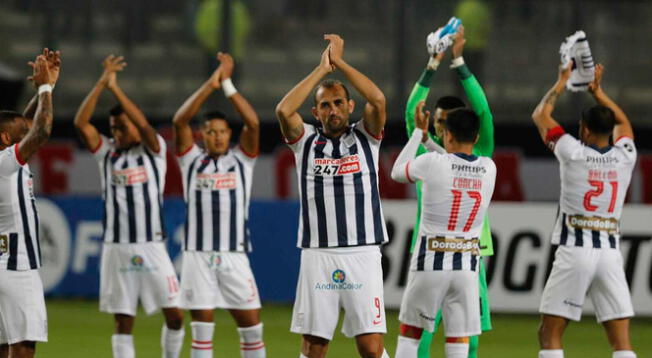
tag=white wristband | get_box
[38,84,53,95]
[221,78,237,98]
[450,56,465,69]
[427,57,440,70]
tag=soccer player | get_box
[0,49,59,358]
[532,63,637,358]
[404,27,494,358]
[276,34,390,358]
[74,55,184,358]
[392,102,496,358]
[173,52,265,358]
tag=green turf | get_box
[38,299,651,357]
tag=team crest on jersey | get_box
[112,167,148,186]
[196,172,237,190]
[313,155,361,176]
[0,234,7,254]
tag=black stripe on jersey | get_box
[312,135,328,248]
[184,156,200,249]
[123,159,137,243]
[228,166,237,251]
[7,233,18,270]
[591,230,601,248]
[354,129,384,244]
[300,133,318,248]
[609,235,616,249]
[102,151,110,236]
[452,252,462,270]
[471,253,477,272]
[211,188,221,250]
[31,195,41,264]
[137,156,153,241]
[235,157,250,251]
[194,157,211,251]
[559,213,568,245]
[433,251,444,270]
[416,236,427,271]
[330,138,348,247]
[574,227,583,247]
[110,152,121,243]
[349,143,367,245]
[17,169,37,269]
[144,150,166,239]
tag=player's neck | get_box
[446,142,474,156]
[583,136,610,149]
[322,127,347,139]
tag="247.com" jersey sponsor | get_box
[313,155,361,176]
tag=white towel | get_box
[427,17,462,55]
[560,30,595,92]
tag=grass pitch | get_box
[39,299,651,357]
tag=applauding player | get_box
[276,34,390,358]
[173,52,265,358]
[532,63,637,358]
[74,55,184,358]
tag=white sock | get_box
[191,321,215,358]
[395,336,419,358]
[299,355,308,358]
[237,323,266,358]
[381,349,390,358]
[161,325,185,358]
[539,349,564,358]
[613,351,636,358]
[112,334,135,358]
[445,342,469,358]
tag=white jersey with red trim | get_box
[0,144,41,271]
[177,144,256,253]
[286,121,389,249]
[548,129,636,249]
[406,151,496,271]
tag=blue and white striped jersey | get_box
[178,144,255,252]
[287,121,388,249]
[93,135,167,244]
[0,144,41,271]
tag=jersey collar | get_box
[453,152,478,162]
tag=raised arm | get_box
[24,49,61,119]
[276,45,333,142]
[392,102,431,183]
[217,52,260,156]
[532,63,571,144]
[588,64,634,141]
[172,60,221,154]
[106,56,160,153]
[326,34,386,137]
[451,27,494,156]
[18,56,54,162]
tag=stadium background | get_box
[1,0,651,356]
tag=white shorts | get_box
[180,251,261,310]
[399,270,480,337]
[100,242,180,316]
[539,245,634,322]
[291,246,386,340]
[0,270,47,344]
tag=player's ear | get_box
[0,131,10,146]
[312,106,319,120]
[348,99,355,114]
[473,133,479,145]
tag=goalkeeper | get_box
[404,26,494,358]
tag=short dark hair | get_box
[445,108,479,143]
[435,96,465,111]
[581,105,615,136]
[202,110,230,127]
[109,105,124,117]
[0,110,22,131]
[314,80,351,105]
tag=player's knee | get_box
[12,341,36,358]
[538,321,560,348]
[357,343,383,358]
[164,309,184,330]
[399,323,423,339]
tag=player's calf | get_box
[355,333,385,358]
[603,318,636,357]
[395,324,422,358]
[301,335,329,358]
[8,342,37,358]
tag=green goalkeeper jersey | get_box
[405,61,495,255]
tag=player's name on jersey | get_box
[588,169,618,181]
[426,237,479,255]
[453,177,483,190]
[567,215,619,233]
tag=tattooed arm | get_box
[532,63,572,143]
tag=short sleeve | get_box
[354,119,383,145]
[145,134,167,158]
[233,146,257,168]
[0,144,25,175]
[285,123,315,153]
[614,136,637,164]
[176,143,202,169]
[553,133,581,162]
[407,152,435,182]
[91,135,112,162]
